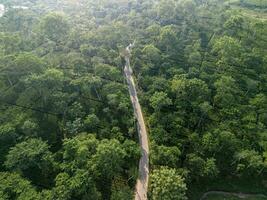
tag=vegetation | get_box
[240,0,267,8]
[0,0,267,199]
[149,167,187,200]
[204,194,267,200]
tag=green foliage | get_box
[4,138,55,187]
[39,13,69,42]
[150,91,172,111]
[111,178,133,200]
[204,193,267,200]
[53,171,100,200]
[150,167,187,200]
[214,75,240,108]
[234,149,265,175]
[151,144,181,167]
[185,154,219,180]
[61,134,98,171]
[241,0,267,7]
[90,139,127,179]
[0,123,17,168]
[0,172,42,200]
[0,0,267,199]
[142,44,161,63]
[5,138,53,171]
[0,33,22,54]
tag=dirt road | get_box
[124,44,149,200]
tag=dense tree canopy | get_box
[0,0,267,199]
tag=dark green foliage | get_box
[4,138,55,187]
[39,13,70,42]
[0,172,46,200]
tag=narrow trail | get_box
[123,44,149,200]
[200,191,267,200]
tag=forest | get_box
[0,0,267,199]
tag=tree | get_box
[0,8,37,38]
[142,44,161,63]
[214,75,240,108]
[150,91,172,111]
[61,134,98,172]
[111,178,133,200]
[150,167,187,200]
[224,15,245,38]
[122,139,140,168]
[201,132,219,153]
[0,172,43,200]
[184,41,202,67]
[212,36,243,73]
[171,76,210,104]
[0,33,21,55]
[151,144,181,167]
[203,158,219,178]
[185,154,218,180]
[5,138,55,187]
[23,68,65,114]
[39,13,70,42]
[200,129,240,175]
[1,53,44,85]
[185,153,205,180]
[55,134,101,199]
[156,0,176,23]
[234,149,265,176]
[90,139,126,179]
[0,123,17,168]
[84,114,100,131]
[171,76,210,129]
[53,171,100,200]
[249,93,267,125]
[158,25,178,53]
[21,120,39,137]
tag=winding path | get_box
[124,44,149,200]
[200,191,267,200]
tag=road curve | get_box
[124,44,149,200]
